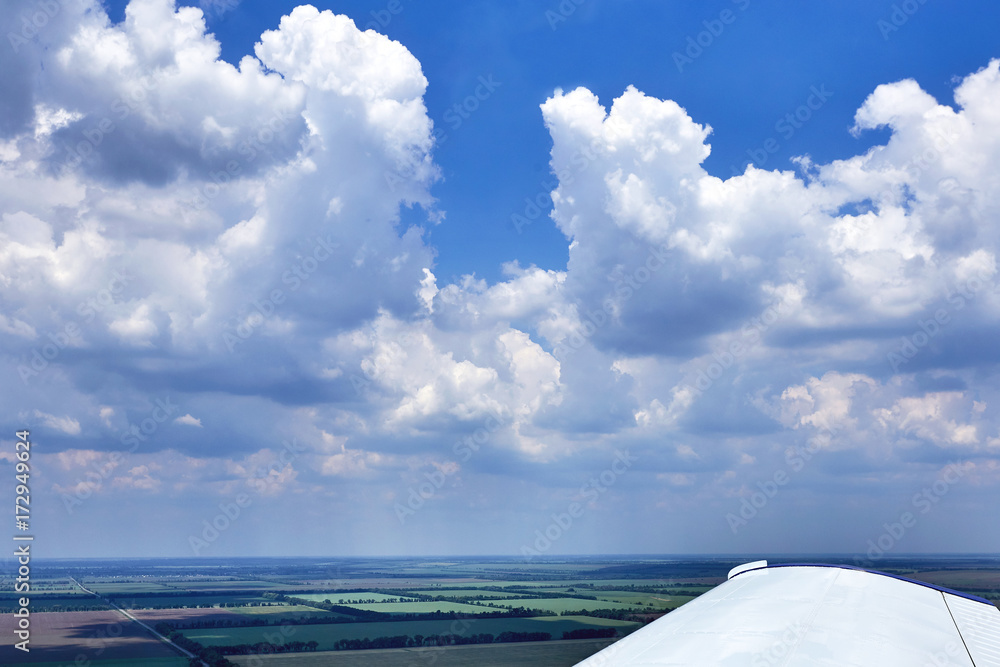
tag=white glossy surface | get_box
[727,559,767,580]
[575,565,999,666]
[945,591,1000,666]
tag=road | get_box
[70,577,206,665]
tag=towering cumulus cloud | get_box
[0,0,997,555]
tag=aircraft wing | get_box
[575,561,1000,666]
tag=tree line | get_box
[213,630,556,654]
[159,623,624,659]
[155,622,238,667]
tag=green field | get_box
[183,615,640,650]
[86,582,176,594]
[492,597,641,613]
[294,592,418,603]
[8,555,995,665]
[4,659,189,667]
[340,600,497,614]
[469,579,679,588]
[229,639,616,667]
[169,580,292,590]
[408,589,524,599]
[907,569,1000,592]
[9,581,83,594]
[0,610,188,665]
[587,590,697,608]
[232,604,342,619]
[122,594,276,608]
[0,594,108,611]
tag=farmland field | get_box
[130,606,254,625]
[408,588,524,598]
[119,594,278,608]
[331,600,498,614]
[489,597,643,613]
[85,582,177,594]
[128,604,345,624]
[6,554,998,665]
[0,593,109,611]
[234,604,345,618]
[294,592,418,603]
[5,659,188,667]
[457,579,690,588]
[586,591,699,608]
[166,580,294,590]
[183,614,640,650]
[906,569,1000,594]
[0,610,185,665]
[229,639,618,666]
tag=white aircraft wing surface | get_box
[574,562,1000,666]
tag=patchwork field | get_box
[87,582,177,594]
[334,600,499,614]
[408,588,524,599]
[129,604,348,628]
[490,597,640,613]
[6,555,996,666]
[165,580,292,590]
[5,659,188,667]
[130,606,252,625]
[229,638,618,666]
[183,614,640,651]
[0,594,107,612]
[233,604,346,619]
[116,594,277,608]
[294,592,419,603]
[587,591,699,608]
[0,610,185,665]
[907,569,1000,595]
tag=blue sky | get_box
[2,0,1000,558]
[158,0,1000,283]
